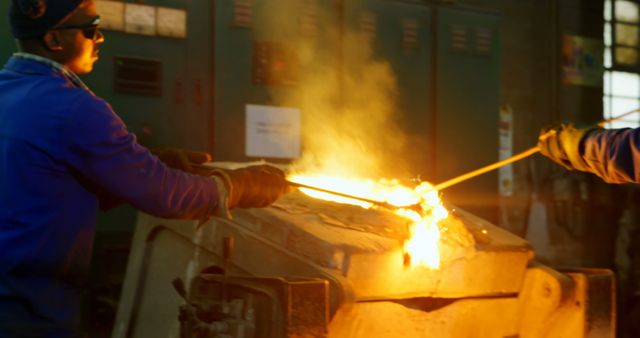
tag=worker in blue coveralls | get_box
[0,0,289,337]
[538,124,640,183]
[538,123,640,337]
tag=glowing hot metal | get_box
[286,180,422,213]
[288,174,448,270]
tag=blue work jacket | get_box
[581,128,640,183]
[0,55,221,337]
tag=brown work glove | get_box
[151,147,212,175]
[537,124,596,171]
[211,165,290,209]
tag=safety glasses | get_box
[53,16,102,41]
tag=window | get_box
[604,0,640,128]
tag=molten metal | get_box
[287,175,448,269]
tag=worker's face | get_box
[43,0,104,74]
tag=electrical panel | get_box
[252,41,299,86]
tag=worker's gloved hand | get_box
[211,165,290,209]
[151,147,212,174]
[537,124,594,171]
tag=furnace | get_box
[112,168,615,338]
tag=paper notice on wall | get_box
[498,105,514,197]
[245,104,301,159]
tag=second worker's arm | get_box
[539,124,640,183]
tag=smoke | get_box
[266,2,410,179]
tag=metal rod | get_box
[431,108,640,192]
[597,108,640,127]
[189,164,422,212]
[433,146,541,191]
[287,180,422,213]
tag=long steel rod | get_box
[432,108,640,192]
[190,163,421,212]
[286,180,421,212]
[597,108,640,127]
[286,180,381,205]
[433,147,541,191]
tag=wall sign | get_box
[245,105,301,159]
[498,105,514,197]
[157,7,187,38]
[97,0,187,39]
[96,0,124,31]
[124,3,156,36]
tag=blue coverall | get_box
[0,55,221,337]
[580,128,640,183]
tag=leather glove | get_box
[151,147,212,174]
[537,124,595,171]
[211,165,290,209]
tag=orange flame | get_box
[287,175,448,269]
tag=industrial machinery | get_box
[72,2,506,329]
[112,175,615,338]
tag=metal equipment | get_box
[112,181,615,338]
